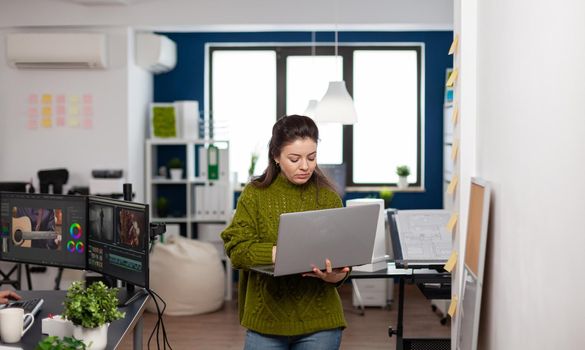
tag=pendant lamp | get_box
[303,99,319,118]
[313,81,357,124]
[313,22,358,124]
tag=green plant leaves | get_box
[63,281,125,329]
[36,336,87,350]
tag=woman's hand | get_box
[0,290,21,304]
[303,259,349,284]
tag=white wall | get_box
[451,0,477,346]
[472,1,585,348]
[0,27,151,201]
[0,0,453,31]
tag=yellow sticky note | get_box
[41,94,52,104]
[41,117,52,128]
[448,35,459,55]
[451,106,459,124]
[447,212,458,233]
[444,251,458,272]
[448,295,458,317]
[41,106,52,117]
[446,68,458,87]
[68,117,80,127]
[447,175,459,194]
[69,106,79,116]
[451,140,459,160]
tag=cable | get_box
[145,288,173,350]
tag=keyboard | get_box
[3,298,44,316]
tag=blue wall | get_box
[154,31,453,210]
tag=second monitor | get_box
[87,196,149,288]
[0,192,87,269]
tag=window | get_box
[209,45,422,188]
[210,50,276,184]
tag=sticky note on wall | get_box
[444,250,458,272]
[446,68,458,87]
[451,139,460,160]
[448,295,459,317]
[447,175,459,194]
[447,212,458,233]
[449,35,459,55]
[451,106,459,124]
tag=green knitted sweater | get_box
[221,174,346,336]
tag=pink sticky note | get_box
[82,118,93,129]
[28,107,38,117]
[56,95,66,104]
[56,105,66,115]
[83,94,93,104]
[83,106,93,117]
[27,119,38,129]
[56,116,66,127]
[28,94,38,104]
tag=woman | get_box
[221,115,350,349]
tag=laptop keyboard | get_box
[5,298,44,316]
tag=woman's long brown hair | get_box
[251,115,338,198]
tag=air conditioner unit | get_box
[6,32,107,69]
[136,33,176,74]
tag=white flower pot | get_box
[169,168,183,180]
[398,176,409,189]
[73,324,109,350]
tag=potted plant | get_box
[396,165,410,189]
[167,157,184,180]
[379,187,394,208]
[63,281,125,350]
[157,196,169,218]
[248,152,259,180]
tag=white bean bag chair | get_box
[146,235,225,315]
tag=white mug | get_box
[0,308,34,343]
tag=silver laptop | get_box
[251,204,380,277]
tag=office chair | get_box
[37,168,70,290]
[0,182,34,290]
[38,168,69,195]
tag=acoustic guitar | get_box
[11,216,58,248]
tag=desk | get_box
[351,262,451,350]
[5,290,148,350]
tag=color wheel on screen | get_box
[69,223,82,239]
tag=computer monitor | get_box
[0,192,87,269]
[87,196,149,288]
[319,163,347,198]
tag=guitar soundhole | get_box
[13,229,23,245]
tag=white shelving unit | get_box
[145,138,234,299]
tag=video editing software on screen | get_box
[87,196,149,288]
[0,192,86,269]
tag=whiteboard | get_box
[457,177,491,350]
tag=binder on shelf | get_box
[202,185,211,219]
[219,148,229,182]
[194,185,205,219]
[208,145,219,180]
[209,184,219,220]
[198,146,208,179]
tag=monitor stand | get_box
[117,284,148,307]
